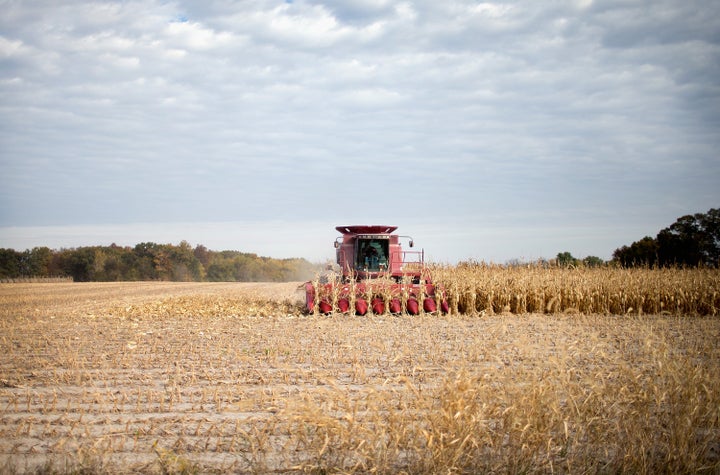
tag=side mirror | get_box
[409,240,414,248]
[334,241,340,249]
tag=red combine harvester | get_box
[305,225,449,315]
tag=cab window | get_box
[357,239,389,271]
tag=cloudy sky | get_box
[1,0,718,263]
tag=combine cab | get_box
[305,225,448,315]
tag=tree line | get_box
[509,208,719,269]
[612,208,719,267]
[0,241,320,282]
[2,208,717,280]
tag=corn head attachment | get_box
[305,225,448,315]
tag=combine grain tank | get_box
[305,225,448,315]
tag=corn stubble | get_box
[0,274,718,474]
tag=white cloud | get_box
[164,20,235,50]
[338,87,405,107]
[0,37,25,57]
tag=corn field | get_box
[1,275,719,474]
[435,264,720,316]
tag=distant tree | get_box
[556,251,579,267]
[657,208,719,267]
[702,208,720,265]
[193,244,211,270]
[657,215,703,266]
[47,251,66,276]
[23,247,53,276]
[613,236,658,267]
[170,240,204,281]
[153,245,175,281]
[119,247,141,280]
[612,208,719,267]
[133,242,160,279]
[206,259,236,281]
[1,241,319,282]
[0,248,22,278]
[582,256,605,268]
[92,244,126,281]
[64,247,97,281]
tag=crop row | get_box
[434,265,719,316]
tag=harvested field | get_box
[1,280,719,474]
